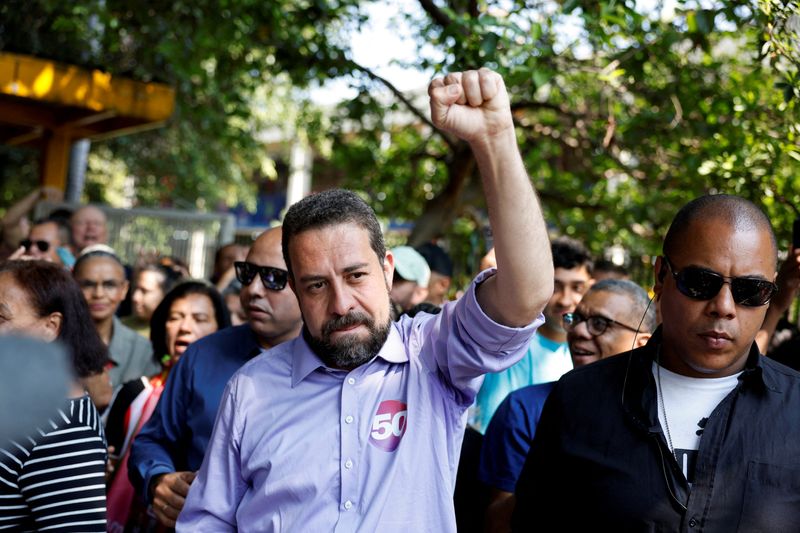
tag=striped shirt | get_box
[0,395,107,531]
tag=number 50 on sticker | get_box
[369,400,408,452]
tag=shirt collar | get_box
[291,323,407,387]
[622,327,776,430]
[640,326,776,392]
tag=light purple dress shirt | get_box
[177,270,543,532]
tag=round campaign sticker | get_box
[369,400,408,452]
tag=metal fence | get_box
[35,202,236,279]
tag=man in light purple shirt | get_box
[177,68,553,532]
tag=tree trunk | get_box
[408,142,475,246]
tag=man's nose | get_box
[707,282,737,319]
[328,281,355,316]
[572,319,593,339]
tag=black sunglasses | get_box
[20,239,50,252]
[563,312,638,337]
[234,261,289,291]
[662,256,777,307]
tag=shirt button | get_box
[344,500,353,510]
[688,518,697,528]
[345,415,354,424]
[347,377,355,385]
[345,459,353,469]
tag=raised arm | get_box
[756,247,800,353]
[428,68,552,327]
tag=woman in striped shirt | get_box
[0,260,109,531]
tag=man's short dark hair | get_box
[593,259,629,279]
[416,243,453,277]
[282,189,386,276]
[32,216,71,247]
[552,237,593,273]
[663,194,777,262]
[589,279,656,334]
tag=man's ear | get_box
[435,276,451,296]
[634,332,652,348]
[412,286,429,307]
[383,250,395,290]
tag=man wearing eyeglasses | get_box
[480,279,656,532]
[129,227,302,529]
[514,194,800,531]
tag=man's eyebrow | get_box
[297,274,326,283]
[684,263,773,281]
[297,263,371,283]
[343,263,370,273]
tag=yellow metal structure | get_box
[0,52,175,192]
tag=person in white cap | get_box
[389,245,431,316]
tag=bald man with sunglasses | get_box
[514,195,800,531]
[128,227,302,529]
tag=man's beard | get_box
[304,310,391,370]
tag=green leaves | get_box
[2,0,800,282]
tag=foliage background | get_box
[1,0,798,286]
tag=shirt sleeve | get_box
[20,399,107,531]
[176,378,247,531]
[128,347,193,503]
[413,268,544,405]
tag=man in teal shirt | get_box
[472,237,593,432]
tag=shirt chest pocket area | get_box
[738,461,800,532]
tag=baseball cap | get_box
[392,246,431,288]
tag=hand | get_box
[7,246,31,261]
[106,445,118,482]
[151,471,197,528]
[773,248,800,312]
[428,68,513,145]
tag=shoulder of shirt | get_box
[112,315,145,343]
[181,324,258,359]
[533,334,568,354]
[556,349,640,390]
[235,336,296,377]
[393,297,461,338]
[506,381,556,405]
[759,354,800,384]
[48,396,102,433]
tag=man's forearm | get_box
[472,129,553,327]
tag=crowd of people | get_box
[1,68,799,532]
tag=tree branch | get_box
[418,0,456,29]
[467,0,479,18]
[511,99,597,121]
[347,59,458,150]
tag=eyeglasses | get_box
[662,256,777,307]
[563,312,639,337]
[78,280,125,292]
[20,239,50,252]
[234,261,289,291]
